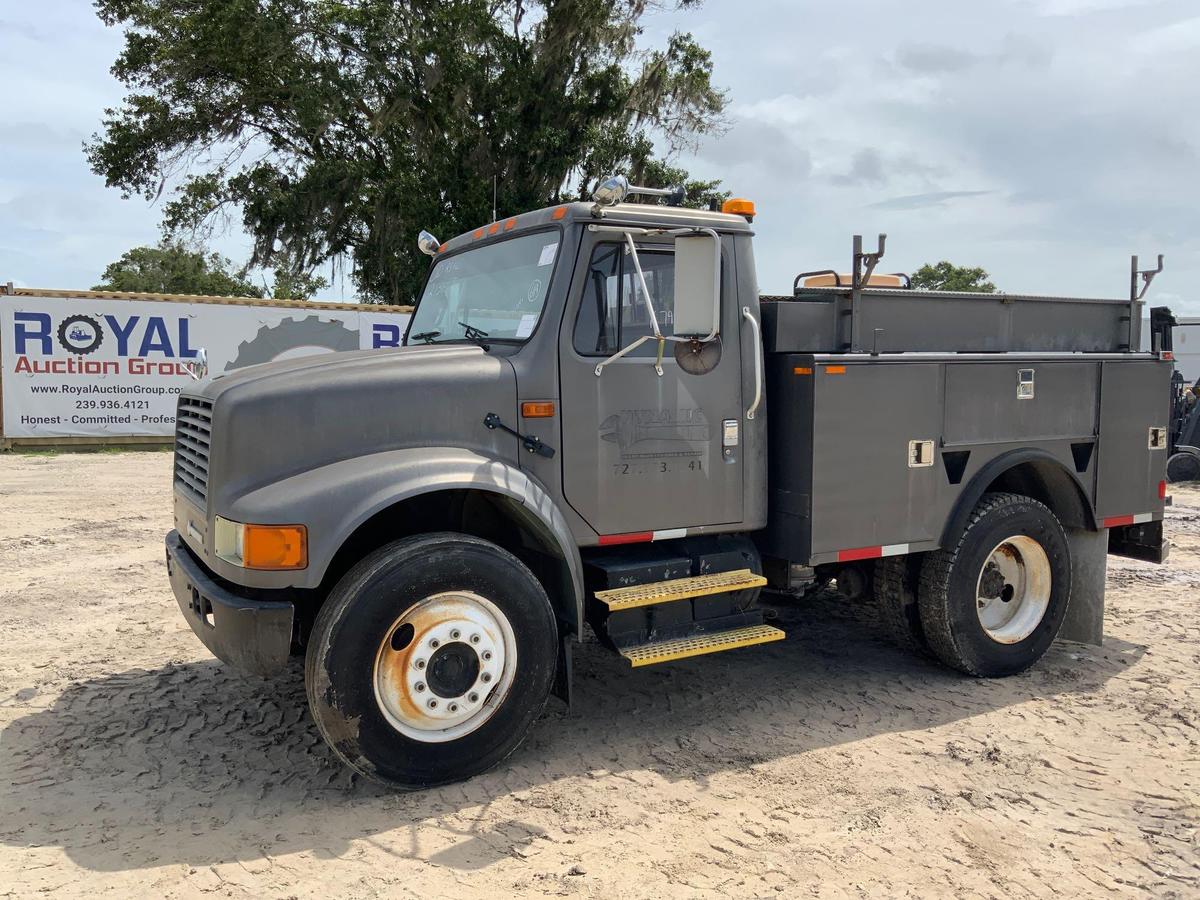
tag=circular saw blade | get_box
[674,336,723,375]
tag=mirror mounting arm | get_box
[587,224,720,378]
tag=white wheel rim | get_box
[373,591,517,743]
[975,535,1052,644]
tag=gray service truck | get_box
[166,177,1171,788]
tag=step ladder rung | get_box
[595,568,767,612]
[620,624,785,668]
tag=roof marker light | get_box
[723,198,756,220]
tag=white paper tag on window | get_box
[537,242,558,267]
[515,314,538,338]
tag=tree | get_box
[910,261,997,293]
[92,241,264,297]
[268,266,329,301]
[88,0,728,304]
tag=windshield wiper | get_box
[410,330,441,344]
[458,322,491,351]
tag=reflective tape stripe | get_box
[837,543,909,563]
[653,528,688,541]
[599,528,688,546]
[1102,513,1155,528]
[837,546,881,562]
[598,532,653,546]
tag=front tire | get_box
[918,493,1071,677]
[305,532,558,789]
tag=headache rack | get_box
[761,235,1163,356]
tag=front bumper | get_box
[166,530,294,676]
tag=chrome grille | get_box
[175,396,213,504]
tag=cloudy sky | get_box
[2,0,1197,308]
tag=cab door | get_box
[557,230,744,538]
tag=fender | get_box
[223,447,585,632]
[940,447,1098,547]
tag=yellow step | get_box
[620,624,786,668]
[595,568,767,612]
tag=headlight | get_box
[214,516,307,570]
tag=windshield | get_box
[407,230,561,344]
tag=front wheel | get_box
[918,493,1071,677]
[305,532,558,789]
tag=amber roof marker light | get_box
[722,198,756,222]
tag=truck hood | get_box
[189,345,521,509]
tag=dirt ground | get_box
[0,451,1197,898]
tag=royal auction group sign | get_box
[0,291,410,439]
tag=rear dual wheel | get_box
[874,493,1071,677]
[918,492,1071,677]
[306,533,558,789]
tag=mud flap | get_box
[551,632,573,710]
[1108,520,1168,564]
[1059,527,1107,647]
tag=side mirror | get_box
[673,233,720,339]
[417,231,441,257]
[184,347,208,381]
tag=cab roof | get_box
[437,200,753,256]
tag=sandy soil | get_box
[0,450,1197,898]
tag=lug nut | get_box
[429,638,440,649]
[427,699,438,709]
[482,650,493,661]
[469,693,479,703]
[448,703,459,713]
[481,672,492,684]
[414,659,426,670]
[470,634,481,644]
[415,682,426,692]
[450,629,461,640]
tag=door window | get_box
[573,244,678,357]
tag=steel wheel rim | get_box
[373,591,517,743]
[975,535,1052,644]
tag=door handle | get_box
[742,307,763,420]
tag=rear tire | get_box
[873,555,928,655]
[918,493,1071,677]
[305,532,558,789]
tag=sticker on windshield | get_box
[538,242,559,267]
[515,314,538,338]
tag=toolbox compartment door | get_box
[808,362,943,555]
[1095,360,1170,523]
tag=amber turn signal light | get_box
[522,401,556,418]
[243,524,308,570]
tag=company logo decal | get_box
[57,315,105,355]
[600,408,710,459]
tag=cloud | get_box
[4,0,1199,308]
[1036,0,1166,16]
[895,44,980,74]
[867,190,994,211]
[832,148,886,185]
